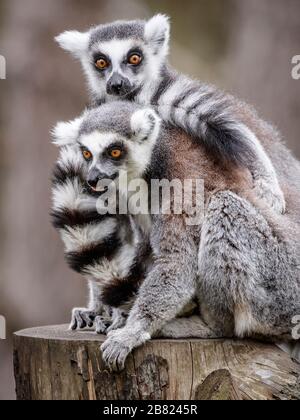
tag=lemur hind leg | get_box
[156,315,224,339]
[157,300,222,338]
[198,190,300,340]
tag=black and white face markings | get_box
[92,45,145,97]
[75,103,161,195]
[55,15,170,102]
[77,133,129,192]
[87,17,170,99]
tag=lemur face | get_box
[56,15,170,101]
[53,102,161,193]
[90,38,151,99]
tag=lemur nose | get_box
[87,176,99,189]
[87,170,109,190]
[107,74,125,95]
[111,80,123,94]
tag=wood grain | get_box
[13,325,300,400]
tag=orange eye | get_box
[82,150,92,160]
[95,58,109,70]
[128,54,142,66]
[110,149,122,159]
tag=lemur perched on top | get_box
[56,14,285,214]
[52,101,300,373]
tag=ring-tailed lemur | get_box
[52,105,198,333]
[56,14,285,215]
[51,110,154,333]
[52,101,300,372]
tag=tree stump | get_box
[13,325,300,400]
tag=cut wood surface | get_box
[13,325,300,400]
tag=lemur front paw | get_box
[95,315,112,335]
[106,310,128,334]
[101,327,151,372]
[95,310,128,335]
[254,180,286,214]
[69,308,98,330]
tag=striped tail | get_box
[150,70,285,214]
[155,74,257,167]
[51,146,151,309]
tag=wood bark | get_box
[13,325,300,400]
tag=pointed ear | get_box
[52,116,83,147]
[144,14,170,57]
[55,30,90,59]
[131,108,161,143]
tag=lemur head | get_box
[53,102,161,193]
[55,15,170,101]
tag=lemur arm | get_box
[101,215,198,372]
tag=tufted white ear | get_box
[52,116,83,147]
[55,30,90,59]
[131,108,161,143]
[144,14,171,57]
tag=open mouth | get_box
[86,173,119,196]
[88,185,109,195]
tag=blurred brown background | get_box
[0,0,299,400]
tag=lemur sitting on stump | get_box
[51,105,198,331]
[52,101,300,372]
